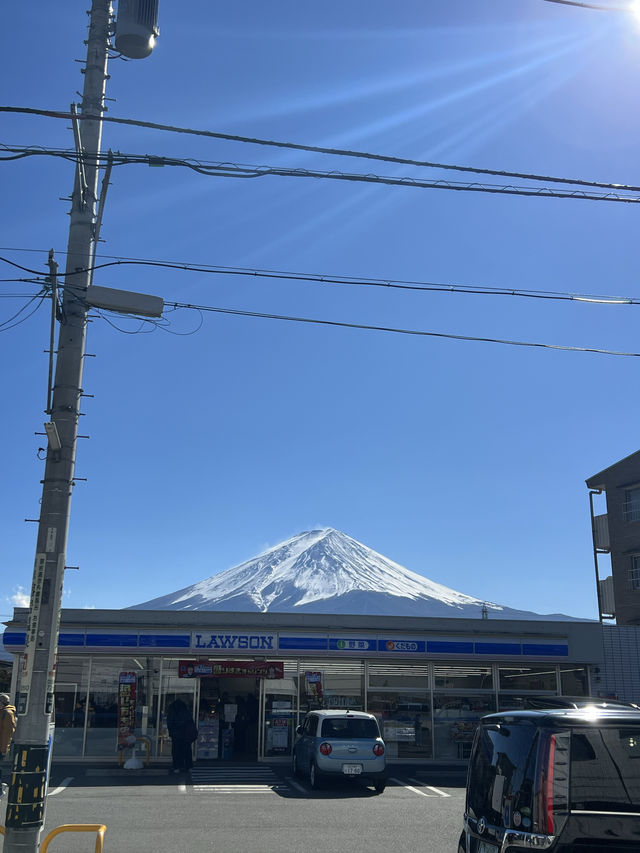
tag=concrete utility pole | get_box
[4,1,160,849]
[3,4,111,850]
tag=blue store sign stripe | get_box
[279,636,328,650]
[139,634,190,648]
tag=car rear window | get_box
[320,717,380,739]
[570,727,640,812]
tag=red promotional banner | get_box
[305,670,323,701]
[117,671,137,750]
[178,660,284,679]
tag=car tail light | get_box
[373,742,385,756]
[319,742,332,756]
[537,733,556,835]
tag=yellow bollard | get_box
[40,823,107,853]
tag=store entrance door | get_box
[158,671,198,760]
[197,677,259,761]
[259,677,298,760]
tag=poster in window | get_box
[117,671,137,750]
[305,671,323,706]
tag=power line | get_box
[0,292,47,332]
[166,300,640,358]
[94,305,204,336]
[1,254,634,354]
[2,107,637,193]
[0,252,636,306]
[3,143,639,203]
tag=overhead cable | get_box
[1,255,634,355]
[0,145,638,203]
[0,253,636,306]
[1,106,636,192]
[0,292,47,332]
[165,301,640,358]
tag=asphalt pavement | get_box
[1,762,467,852]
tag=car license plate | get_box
[477,842,498,853]
[342,763,363,775]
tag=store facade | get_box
[3,608,603,764]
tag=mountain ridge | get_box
[129,528,580,620]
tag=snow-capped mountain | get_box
[129,528,576,620]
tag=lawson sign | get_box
[191,632,275,651]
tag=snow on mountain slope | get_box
[129,528,578,620]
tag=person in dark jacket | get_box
[166,698,197,774]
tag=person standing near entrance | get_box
[0,693,17,798]
[166,698,197,774]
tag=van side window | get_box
[468,724,538,828]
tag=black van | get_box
[459,707,640,853]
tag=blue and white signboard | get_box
[191,632,276,651]
[378,638,427,654]
[329,638,377,652]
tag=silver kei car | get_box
[292,709,387,793]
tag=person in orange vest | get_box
[0,693,17,798]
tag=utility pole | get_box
[4,4,111,850]
[4,2,159,850]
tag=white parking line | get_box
[48,777,73,796]
[389,777,434,797]
[409,778,451,798]
[389,777,452,798]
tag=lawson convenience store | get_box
[2,608,604,764]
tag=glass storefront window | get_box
[53,657,90,757]
[158,658,198,759]
[300,660,364,712]
[44,653,581,762]
[434,666,493,690]
[368,691,432,759]
[85,657,159,757]
[433,694,496,760]
[560,666,589,696]
[368,664,429,690]
[498,665,557,692]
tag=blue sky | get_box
[3,0,640,620]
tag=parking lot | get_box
[1,764,466,853]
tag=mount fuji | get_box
[129,528,577,620]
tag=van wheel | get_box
[309,761,322,789]
[374,780,386,794]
